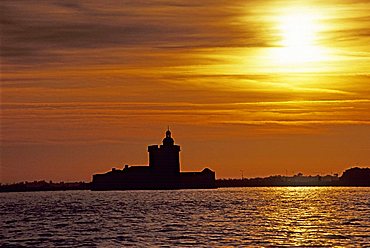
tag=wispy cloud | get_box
[1,0,273,67]
[2,98,369,145]
[1,0,370,177]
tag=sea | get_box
[1,187,369,247]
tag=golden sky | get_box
[1,0,370,183]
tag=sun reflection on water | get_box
[257,187,360,246]
[268,187,325,245]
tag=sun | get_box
[279,13,316,48]
[270,8,327,67]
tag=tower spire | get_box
[164,127,174,145]
[166,127,171,138]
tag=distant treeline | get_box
[216,167,370,187]
[0,181,91,192]
[1,167,369,192]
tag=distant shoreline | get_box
[0,185,369,193]
[1,167,369,192]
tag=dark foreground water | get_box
[1,187,369,247]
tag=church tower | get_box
[148,128,181,176]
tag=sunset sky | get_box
[1,0,370,183]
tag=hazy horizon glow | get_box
[1,0,370,183]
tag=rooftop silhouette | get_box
[91,129,216,190]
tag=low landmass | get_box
[217,167,370,187]
[1,167,369,192]
[0,181,91,192]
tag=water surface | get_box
[1,187,369,247]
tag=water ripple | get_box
[1,187,369,247]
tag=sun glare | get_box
[279,13,317,48]
[268,8,328,69]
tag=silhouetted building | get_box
[92,129,216,190]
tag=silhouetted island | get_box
[91,129,216,190]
